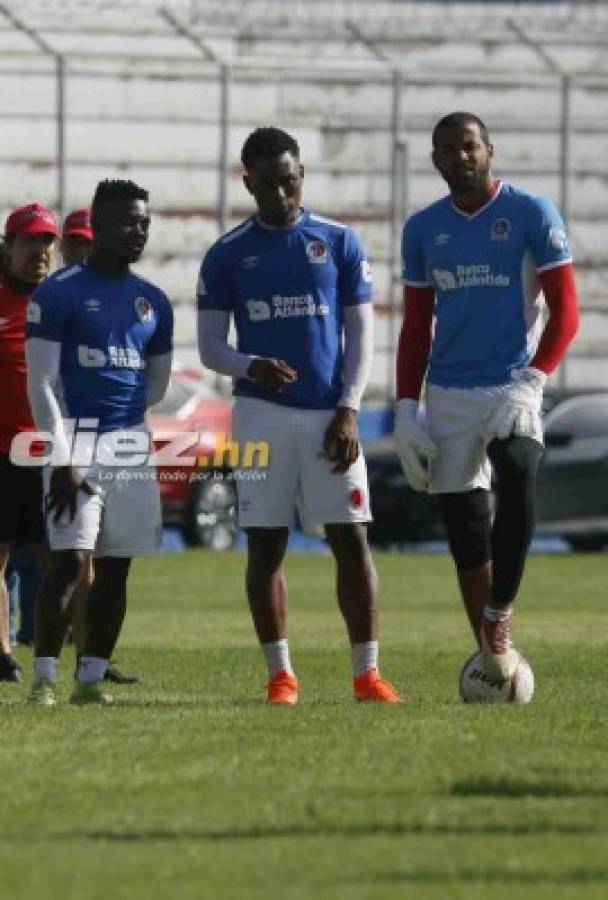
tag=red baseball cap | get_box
[63,207,93,240]
[5,203,59,238]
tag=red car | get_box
[147,370,237,549]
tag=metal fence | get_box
[1,1,607,395]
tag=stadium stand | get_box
[1,0,607,392]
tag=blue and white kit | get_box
[402,182,572,389]
[27,262,173,431]
[198,208,373,410]
[198,209,373,528]
[26,262,173,555]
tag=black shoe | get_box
[103,664,139,685]
[0,654,23,683]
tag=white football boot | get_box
[481,608,519,681]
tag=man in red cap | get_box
[61,208,93,267]
[0,203,58,681]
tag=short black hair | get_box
[92,179,148,212]
[241,127,300,170]
[432,112,490,149]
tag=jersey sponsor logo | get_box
[246,300,271,322]
[432,265,510,290]
[432,269,457,290]
[77,344,145,369]
[360,260,372,283]
[135,296,154,323]
[305,240,328,264]
[246,294,329,321]
[26,301,41,324]
[549,227,569,251]
[490,218,511,241]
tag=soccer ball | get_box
[459,650,534,704]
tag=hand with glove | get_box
[394,398,437,492]
[486,367,547,441]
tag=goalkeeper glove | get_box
[394,398,437,492]
[486,366,546,441]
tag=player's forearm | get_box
[197,309,253,378]
[338,302,374,411]
[532,263,579,374]
[25,337,71,464]
[145,352,172,407]
[396,285,434,400]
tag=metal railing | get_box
[1,1,607,396]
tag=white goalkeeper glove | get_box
[486,366,547,441]
[394,398,437,492]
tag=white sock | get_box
[261,639,293,677]
[484,605,513,622]
[351,640,379,677]
[34,657,58,683]
[77,655,108,683]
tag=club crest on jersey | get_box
[306,240,328,264]
[26,301,41,324]
[134,296,153,323]
[549,227,569,251]
[490,218,511,241]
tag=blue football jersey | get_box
[402,183,572,388]
[198,209,373,409]
[26,262,173,432]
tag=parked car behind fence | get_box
[365,392,608,552]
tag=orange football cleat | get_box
[267,670,299,705]
[353,668,403,703]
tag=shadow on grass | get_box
[451,777,608,799]
[7,821,603,844]
[352,868,608,886]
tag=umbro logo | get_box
[85,298,100,312]
[242,255,259,269]
[434,233,450,246]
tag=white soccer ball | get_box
[459,650,534,704]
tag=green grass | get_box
[1,551,607,900]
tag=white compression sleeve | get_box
[197,309,253,379]
[339,302,374,411]
[145,352,172,407]
[25,336,71,464]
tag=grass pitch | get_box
[1,550,607,900]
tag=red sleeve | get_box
[396,285,435,399]
[532,262,579,374]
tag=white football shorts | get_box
[44,425,162,557]
[425,383,544,494]
[231,397,371,529]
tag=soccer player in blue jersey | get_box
[395,112,579,680]
[198,126,401,704]
[24,179,173,705]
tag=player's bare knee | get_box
[246,527,289,574]
[326,523,372,567]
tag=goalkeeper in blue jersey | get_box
[395,112,579,680]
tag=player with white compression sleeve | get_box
[198,126,401,705]
[25,179,173,706]
[395,112,578,680]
